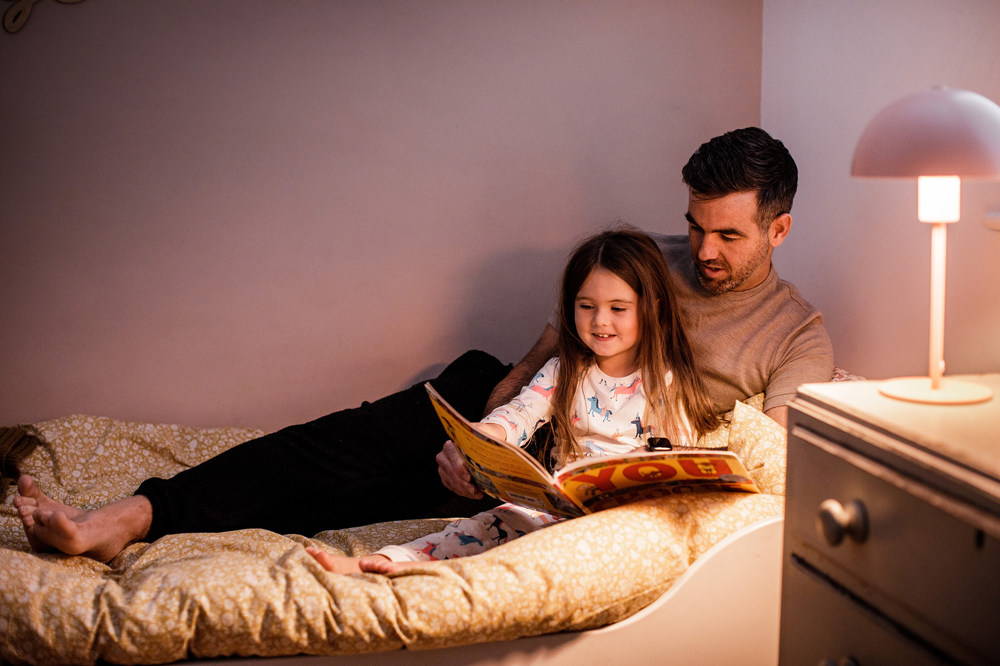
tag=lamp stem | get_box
[929,222,947,389]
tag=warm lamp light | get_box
[917,176,960,222]
[852,87,1000,405]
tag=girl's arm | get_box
[473,422,508,442]
[482,324,558,414]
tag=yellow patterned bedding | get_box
[0,398,786,665]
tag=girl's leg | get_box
[304,547,395,574]
[375,504,563,563]
[307,504,562,574]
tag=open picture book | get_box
[426,383,759,518]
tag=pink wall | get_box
[0,1,762,429]
[763,0,1000,382]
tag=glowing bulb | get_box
[917,176,960,223]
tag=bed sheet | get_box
[0,399,785,664]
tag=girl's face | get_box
[574,267,641,377]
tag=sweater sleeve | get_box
[763,315,835,412]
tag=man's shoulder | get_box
[770,273,822,319]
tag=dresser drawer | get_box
[779,553,948,665]
[786,425,1000,662]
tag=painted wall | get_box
[0,1,761,429]
[763,0,1000,382]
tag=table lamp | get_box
[851,87,1000,404]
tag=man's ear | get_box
[769,213,792,248]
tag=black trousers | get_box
[136,350,508,540]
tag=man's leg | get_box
[16,476,151,561]
[16,351,509,560]
[19,351,508,559]
[136,349,508,539]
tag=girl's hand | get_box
[436,440,483,499]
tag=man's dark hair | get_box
[681,127,798,230]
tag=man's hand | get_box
[436,440,482,499]
[440,324,557,498]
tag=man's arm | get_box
[764,405,788,428]
[761,317,834,428]
[482,323,558,415]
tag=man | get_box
[15,127,832,561]
[438,126,832,497]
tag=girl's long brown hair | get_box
[549,228,718,465]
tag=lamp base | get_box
[878,376,993,405]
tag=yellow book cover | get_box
[426,383,758,518]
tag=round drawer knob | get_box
[817,498,868,546]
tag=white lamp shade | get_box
[851,88,1000,405]
[851,87,1000,178]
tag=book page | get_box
[425,383,584,517]
[556,450,759,513]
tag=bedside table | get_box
[779,375,1000,665]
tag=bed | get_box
[0,389,801,665]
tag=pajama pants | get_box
[376,503,563,562]
[135,350,509,540]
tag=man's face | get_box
[685,191,775,295]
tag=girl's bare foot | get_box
[358,555,406,574]
[305,547,405,574]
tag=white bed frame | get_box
[210,514,783,665]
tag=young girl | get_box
[307,228,718,574]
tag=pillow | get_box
[725,400,787,495]
[694,392,765,450]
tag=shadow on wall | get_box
[401,246,568,389]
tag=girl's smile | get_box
[574,267,641,377]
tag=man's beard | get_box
[696,238,771,295]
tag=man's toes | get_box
[17,475,39,498]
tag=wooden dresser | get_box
[779,375,1000,664]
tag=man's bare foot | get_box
[305,547,406,574]
[15,475,84,551]
[15,475,84,519]
[15,476,152,562]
